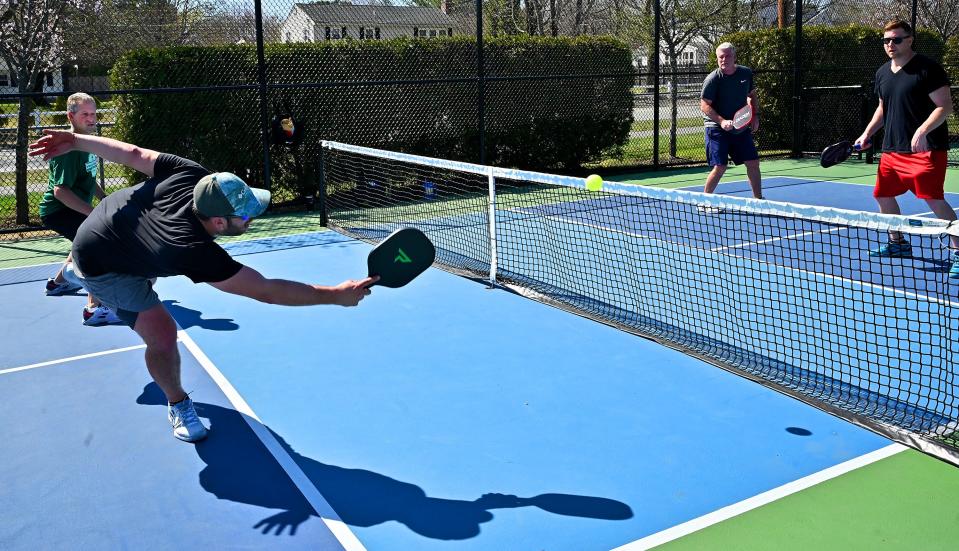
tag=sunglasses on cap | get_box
[882,36,910,45]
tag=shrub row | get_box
[110,37,634,197]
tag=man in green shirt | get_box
[39,92,120,326]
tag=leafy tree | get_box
[189,5,283,45]
[63,0,282,72]
[632,0,727,157]
[0,0,69,224]
[916,0,959,42]
[63,0,215,70]
[699,0,774,48]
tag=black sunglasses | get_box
[882,36,910,45]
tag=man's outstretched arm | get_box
[30,130,160,177]
[209,265,377,307]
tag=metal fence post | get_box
[862,85,875,164]
[253,0,271,196]
[911,0,918,34]
[476,0,486,165]
[317,146,327,227]
[652,0,661,169]
[96,121,105,189]
[792,0,804,157]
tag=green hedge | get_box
[717,25,944,152]
[942,36,959,83]
[110,37,633,197]
[110,45,261,185]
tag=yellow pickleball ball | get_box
[585,174,603,191]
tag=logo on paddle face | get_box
[395,248,412,263]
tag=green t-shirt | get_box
[38,150,99,218]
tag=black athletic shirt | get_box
[701,65,754,127]
[73,153,243,282]
[874,53,951,152]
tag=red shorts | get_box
[874,150,947,200]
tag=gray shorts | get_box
[64,263,160,327]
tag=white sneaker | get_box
[82,305,124,326]
[45,277,83,296]
[168,397,208,442]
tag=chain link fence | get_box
[0,0,949,239]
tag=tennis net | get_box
[319,140,959,465]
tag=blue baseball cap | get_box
[193,172,270,219]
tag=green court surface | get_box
[658,450,959,550]
[0,211,325,269]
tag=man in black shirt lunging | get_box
[855,19,959,277]
[30,130,377,443]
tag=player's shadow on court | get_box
[164,300,239,331]
[912,256,952,275]
[136,383,633,540]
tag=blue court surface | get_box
[1,175,949,550]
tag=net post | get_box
[318,145,328,227]
[486,166,497,286]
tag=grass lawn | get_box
[590,135,708,168]
[630,117,702,133]
[0,165,127,189]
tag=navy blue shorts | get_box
[704,127,759,166]
[41,208,87,241]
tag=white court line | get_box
[0,230,335,275]
[178,330,366,551]
[710,207,950,252]
[711,225,846,252]
[610,444,906,551]
[1,332,366,549]
[705,183,954,251]
[0,343,147,376]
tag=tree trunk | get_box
[15,95,34,225]
[511,0,522,35]
[31,72,50,107]
[527,0,542,35]
[550,0,557,36]
[669,57,679,158]
[575,0,583,35]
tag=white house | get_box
[632,36,712,69]
[281,3,455,43]
[0,61,64,95]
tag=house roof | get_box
[295,3,454,26]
